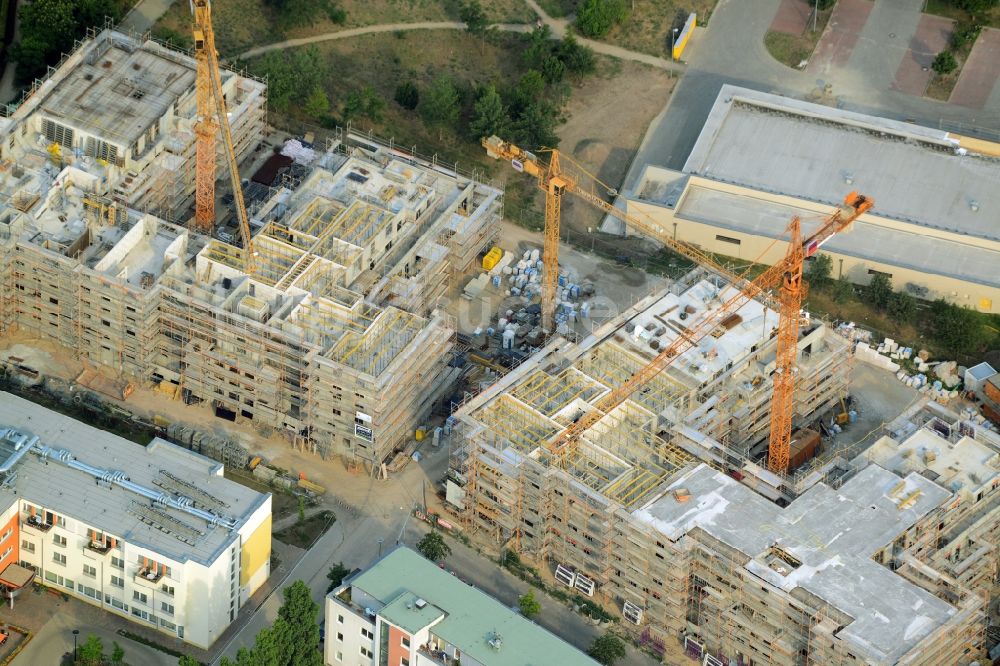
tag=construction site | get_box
[0,21,501,471]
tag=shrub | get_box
[932,50,957,74]
[576,0,628,38]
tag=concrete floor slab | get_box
[890,15,953,95]
[771,0,812,35]
[807,0,874,75]
[950,28,1000,109]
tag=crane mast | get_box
[191,0,255,273]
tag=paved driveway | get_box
[890,14,953,95]
[771,0,812,35]
[14,612,175,666]
[807,0,874,75]
[950,27,1000,109]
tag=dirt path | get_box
[236,18,686,73]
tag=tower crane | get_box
[192,0,255,273]
[483,135,872,474]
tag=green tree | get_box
[343,86,385,121]
[865,273,893,311]
[326,561,351,592]
[394,81,420,110]
[510,70,546,112]
[518,590,541,618]
[109,641,126,666]
[831,275,854,304]
[524,25,554,71]
[929,299,988,354]
[78,634,104,666]
[304,86,331,118]
[932,50,957,75]
[417,530,452,561]
[887,291,916,323]
[510,102,560,149]
[460,0,490,52]
[541,54,567,83]
[178,656,201,666]
[420,76,461,139]
[588,632,627,666]
[806,253,833,291]
[559,33,596,75]
[272,581,323,666]
[954,0,998,12]
[575,0,628,38]
[470,84,508,139]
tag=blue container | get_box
[558,274,568,287]
[492,275,501,288]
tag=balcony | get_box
[86,540,112,556]
[135,568,163,584]
[417,646,453,666]
[23,516,52,533]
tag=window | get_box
[336,632,343,642]
[401,659,409,666]
[715,234,741,245]
[161,602,174,615]
[83,564,97,578]
[360,647,373,658]
[161,584,175,596]
[111,556,124,569]
[132,591,148,604]
[867,268,892,278]
[0,527,12,543]
[361,627,374,640]
[53,552,67,565]
[53,534,67,547]
[334,652,342,662]
[111,575,124,588]
[401,636,410,648]
[337,614,344,624]
[21,540,34,553]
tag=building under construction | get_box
[0,29,501,469]
[448,271,994,664]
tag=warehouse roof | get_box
[348,547,599,666]
[684,86,1000,241]
[634,463,955,663]
[0,392,268,566]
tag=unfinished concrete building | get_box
[448,273,992,664]
[0,30,502,469]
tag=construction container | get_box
[482,247,503,270]
[788,429,821,470]
[415,428,426,441]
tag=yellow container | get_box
[415,428,426,441]
[482,247,503,271]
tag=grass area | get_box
[248,30,535,177]
[154,0,533,57]
[223,468,302,518]
[924,0,1000,28]
[602,0,717,57]
[764,7,832,68]
[804,289,923,350]
[273,510,336,548]
[926,23,981,101]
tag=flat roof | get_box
[38,34,195,147]
[634,463,955,663]
[0,392,268,566]
[676,184,1000,288]
[348,547,599,666]
[866,429,1000,495]
[684,86,1000,241]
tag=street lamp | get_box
[377,538,384,558]
[72,629,80,662]
[671,28,679,61]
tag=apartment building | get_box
[0,31,501,468]
[325,547,599,666]
[0,392,272,648]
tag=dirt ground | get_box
[522,61,676,239]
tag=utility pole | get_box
[813,0,818,33]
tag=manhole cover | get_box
[889,33,896,38]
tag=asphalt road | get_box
[15,612,175,666]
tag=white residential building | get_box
[0,392,272,648]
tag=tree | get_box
[420,76,460,139]
[806,253,833,291]
[559,33,596,75]
[78,634,104,666]
[932,50,957,75]
[953,0,998,12]
[588,632,627,666]
[887,291,916,323]
[343,87,385,121]
[461,0,490,52]
[541,54,567,83]
[271,581,323,666]
[518,590,541,618]
[394,81,420,110]
[178,656,201,666]
[470,84,508,139]
[417,530,452,561]
[326,561,351,592]
[929,299,988,354]
[865,273,893,311]
[576,0,628,38]
[109,641,126,666]
[510,101,560,149]
[304,86,331,118]
[831,275,853,304]
[524,25,554,71]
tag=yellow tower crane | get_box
[192,0,255,273]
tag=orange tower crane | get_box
[192,0,255,272]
